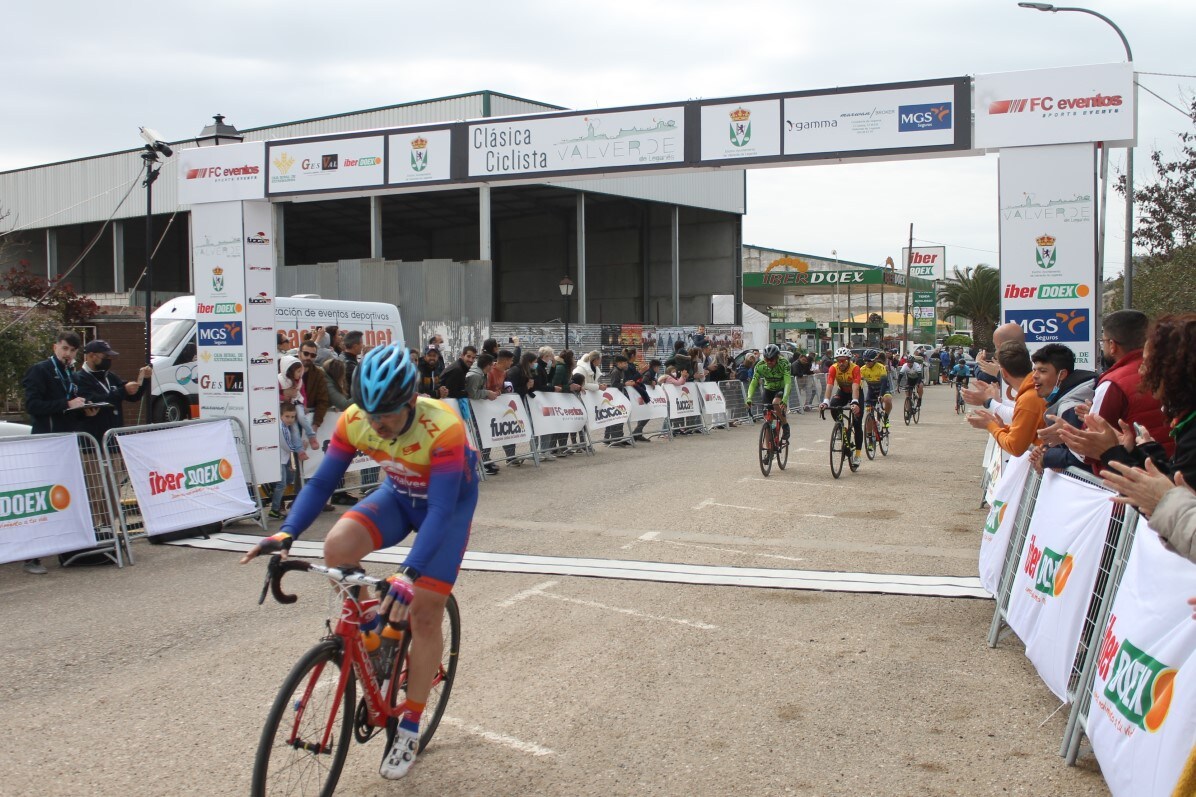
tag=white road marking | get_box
[535,588,718,630]
[739,477,843,489]
[692,497,832,519]
[439,716,555,756]
[497,580,558,607]
[623,530,660,549]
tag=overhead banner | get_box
[267,135,386,195]
[783,81,959,157]
[697,383,727,416]
[1086,516,1196,797]
[662,383,701,420]
[581,388,633,432]
[526,391,587,436]
[177,141,265,205]
[743,268,924,289]
[630,385,670,422]
[119,421,255,536]
[901,246,946,280]
[468,106,685,178]
[975,63,1136,150]
[998,143,1098,369]
[1004,470,1112,700]
[0,435,95,563]
[700,100,782,161]
[470,396,533,448]
[978,452,1031,596]
[388,129,452,184]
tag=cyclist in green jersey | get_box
[746,344,793,442]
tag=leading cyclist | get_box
[241,342,479,781]
[745,344,793,443]
[820,347,863,467]
[859,348,892,428]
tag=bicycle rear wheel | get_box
[829,418,844,479]
[903,395,912,425]
[386,593,461,755]
[864,412,877,460]
[758,421,774,477]
[878,412,891,456]
[776,428,789,470]
[913,396,922,425]
[253,639,354,797]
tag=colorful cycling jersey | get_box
[827,362,861,391]
[747,359,792,404]
[282,397,479,581]
[860,363,888,385]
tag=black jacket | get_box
[439,359,469,399]
[72,367,148,440]
[22,357,83,434]
[1101,412,1196,486]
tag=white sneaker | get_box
[851,450,862,467]
[380,727,420,780]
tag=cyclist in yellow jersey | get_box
[859,349,892,427]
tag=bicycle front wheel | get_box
[253,639,354,797]
[758,421,774,477]
[913,396,922,425]
[829,419,844,479]
[776,427,789,470]
[904,395,912,425]
[879,414,891,456]
[864,413,877,460]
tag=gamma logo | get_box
[0,484,71,524]
[898,103,952,132]
[1096,615,1176,733]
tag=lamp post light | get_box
[194,114,244,148]
[137,127,174,365]
[1017,2,1135,308]
[559,276,575,350]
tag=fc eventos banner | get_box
[1085,516,1196,797]
[527,391,587,436]
[630,385,670,423]
[0,435,95,563]
[119,420,255,535]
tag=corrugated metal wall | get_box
[547,170,746,215]
[276,258,491,356]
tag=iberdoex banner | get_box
[1086,515,1196,797]
[527,391,587,436]
[1005,470,1112,700]
[470,396,533,448]
[0,435,95,563]
[978,452,1031,596]
[120,421,255,536]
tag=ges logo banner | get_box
[1004,309,1089,344]
[197,321,244,347]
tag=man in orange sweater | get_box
[966,342,1045,456]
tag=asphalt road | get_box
[0,382,1110,796]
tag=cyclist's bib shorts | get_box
[864,379,891,406]
[763,387,785,406]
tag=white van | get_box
[150,295,403,422]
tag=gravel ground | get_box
[0,383,1110,796]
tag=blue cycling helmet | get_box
[352,342,418,414]
[864,348,879,362]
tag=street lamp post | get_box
[1017,3,1134,308]
[559,276,575,350]
[137,128,173,365]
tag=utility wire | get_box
[126,207,181,295]
[1137,71,1196,79]
[912,237,999,256]
[1135,81,1193,118]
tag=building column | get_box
[369,196,383,259]
[112,221,125,293]
[479,185,492,261]
[576,193,587,324]
[670,205,680,325]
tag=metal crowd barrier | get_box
[102,417,265,551]
[987,467,1043,647]
[719,380,754,426]
[596,387,637,448]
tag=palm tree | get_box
[938,264,1000,349]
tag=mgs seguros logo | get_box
[897,102,952,132]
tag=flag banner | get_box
[1005,470,1113,700]
[120,421,254,536]
[978,452,1032,596]
[581,388,633,432]
[630,385,670,422]
[663,383,701,420]
[527,391,587,436]
[470,396,533,448]
[696,383,727,416]
[0,435,95,563]
[1086,515,1196,797]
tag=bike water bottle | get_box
[360,598,382,653]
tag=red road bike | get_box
[251,556,460,797]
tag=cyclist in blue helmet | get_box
[242,341,479,781]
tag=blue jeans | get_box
[271,461,296,511]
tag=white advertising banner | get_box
[1005,470,1112,700]
[468,107,685,178]
[120,421,255,535]
[1086,516,1196,797]
[268,136,386,194]
[581,388,632,432]
[978,452,1031,596]
[783,83,957,156]
[388,129,452,184]
[177,141,265,205]
[527,391,587,436]
[982,434,1005,505]
[998,143,1098,369]
[700,100,782,161]
[696,383,727,416]
[302,409,375,475]
[975,63,1135,150]
[0,435,95,563]
[662,383,701,420]
[241,200,279,482]
[629,385,669,422]
[470,396,533,448]
[193,201,249,422]
[901,246,946,280]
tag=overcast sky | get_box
[2,0,1192,279]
